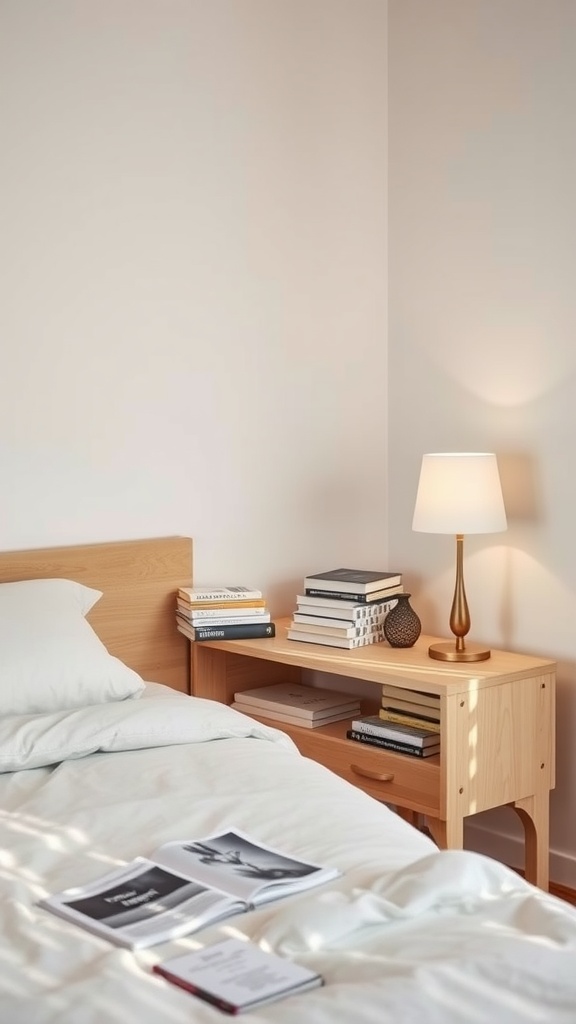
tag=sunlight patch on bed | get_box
[0,807,89,847]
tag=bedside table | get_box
[190,617,556,890]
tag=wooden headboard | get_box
[0,536,193,692]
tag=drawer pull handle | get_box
[351,764,394,782]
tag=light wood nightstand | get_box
[191,617,556,890]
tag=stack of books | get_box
[347,713,440,758]
[231,682,361,729]
[379,684,441,732]
[176,586,275,642]
[287,568,403,649]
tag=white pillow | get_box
[0,578,144,715]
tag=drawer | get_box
[294,730,441,816]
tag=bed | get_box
[2,536,576,1023]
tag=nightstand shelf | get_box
[191,617,556,889]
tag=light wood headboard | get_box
[0,536,193,692]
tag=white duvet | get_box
[2,684,576,1023]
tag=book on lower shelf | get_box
[346,729,440,758]
[379,707,441,733]
[381,683,440,709]
[232,682,360,720]
[153,937,323,1014]
[232,702,359,729]
[303,568,402,595]
[39,828,339,950]
[177,620,276,642]
[381,697,440,723]
[351,714,439,748]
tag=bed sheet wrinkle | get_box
[0,690,296,773]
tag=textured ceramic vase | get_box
[383,593,422,648]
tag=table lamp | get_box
[412,452,507,662]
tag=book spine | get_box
[178,599,266,609]
[232,703,356,728]
[381,686,440,709]
[351,720,432,747]
[296,600,395,619]
[378,709,441,734]
[346,730,437,757]
[294,609,391,626]
[290,620,386,638]
[287,630,380,649]
[304,588,396,604]
[190,623,276,641]
[178,614,271,627]
[233,696,358,720]
[179,588,262,602]
[382,702,440,723]
[177,603,268,618]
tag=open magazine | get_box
[39,827,340,949]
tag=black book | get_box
[177,619,275,642]
[346,729,440,758]
[303,569,402,595]
[304,587,402,604]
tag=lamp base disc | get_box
[428,641,491,663]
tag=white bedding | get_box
[2,684,576,1023]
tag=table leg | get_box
[424,814,464,850]
[511,792,549,891]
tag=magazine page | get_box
[39,857,243,949]
[154,827,339,906]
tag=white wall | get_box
[0,0,388,615]
[388,0,576,884]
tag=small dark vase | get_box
[384,593,422,648]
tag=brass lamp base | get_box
[428,641,491,663]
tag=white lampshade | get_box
[412,453,507,535]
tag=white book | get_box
[233,681,359,720]
[287,629,385,650]
[289,619,384,639]
[153,937,323,1013]
[39,828,339,950]
[232,702,359,728]
[179,613,272,627]
[177,600,268,618]
[293,611,390,628]
[296,596,398,618]
[178,586,262,603]
[293,612,362,628]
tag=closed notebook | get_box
[232,702,359,728]
[153,937,323,1014]
[234,682,359,720]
